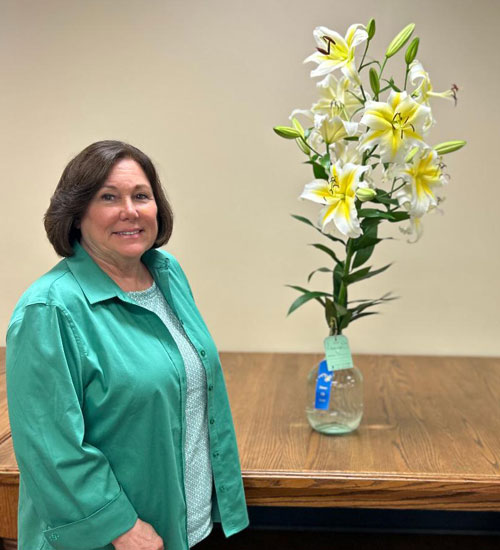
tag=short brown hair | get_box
[44,140,174,257]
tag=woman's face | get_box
[79,158,158,265]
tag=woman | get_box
[6,140,249,550]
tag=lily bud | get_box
[366,18,376,40]
[369,68,380,95]
[404,146,420,163]
[434,140,466,155]
[291,117,305,138]
[385,23,415,58]
[356,188,377,202]
[295,138,311,155]
[273,126,302,139]
[405,37,419,65]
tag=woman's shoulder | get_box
[145,247,183,272]
[9,258,83,327]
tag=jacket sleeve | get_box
[6,303,138,550]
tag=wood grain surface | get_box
[1,348,500,540]
[219,352,500,510]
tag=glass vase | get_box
[306,358,363,434]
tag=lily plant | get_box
[274,19,465,336]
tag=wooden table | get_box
[2,349,500,540]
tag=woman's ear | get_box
[74,218,81,230]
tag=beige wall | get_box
[1,0,498,356]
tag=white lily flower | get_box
[304,24,368,85]
[409,60,457,104]
[393,148,445,217]
[331,140,363,165]
[314,114,358,145]
[300,161,370,238]
[359,90,431,163]
[399,216,424,243]
[313,74,364,119]
[408,60,457,131]
[290,75,363,125]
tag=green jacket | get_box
[6,241,249,550]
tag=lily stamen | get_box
[391,112,415,139]
[316,35,337,56]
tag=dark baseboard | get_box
[247,506,500,536]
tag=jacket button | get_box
[200,349,206,357]
[213,451,220,458]
[220,485,226,492]
[210,418,215,424]
[49,533,59,541]
[208,384,213,391]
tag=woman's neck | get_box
[80,241,154,292]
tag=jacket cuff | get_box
[43,487,138,550]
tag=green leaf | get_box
[350,299,382,315]
[387,211,411,222]
[372,189,399,206]
[334,302,349,316]
[354,236,381,252]
[323,232,347,245]
[363,262,394,279]
[360,216,382,229]
[325,298,336,327]
[286,284,330,298]
[352,244,375,269]
[343,136,359,141]
[345,262,393,285]
[386,78,402,92]
[305,160,329,180]
[307,267,333,283]
[352,311,380,321]
[320,155,331,168]
[286,290,329,316]
[344,266,371,284]
[358,208,397,220]
[291,214,316,228]
[338,310,353,331]
[333,263,344,302]
[310,243,343,264]
[351,222,380,252]
[290,214,346,245]
[350,292,399,304]
[349,292,399,305]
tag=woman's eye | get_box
[136,193,150,200]
[101,194,115,201]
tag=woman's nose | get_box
[119,197,139,220]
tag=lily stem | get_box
[300,136,322,157]
[378,57,388,80]
[358,40,370,73]
[404,66,410,90]
[337,239,353,313]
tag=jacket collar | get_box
[66,241,170,305]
